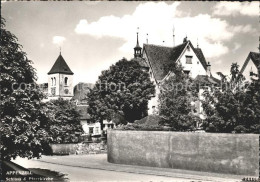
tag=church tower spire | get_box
[47,52,74,100]
[134,27,142,58]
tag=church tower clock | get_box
[47,52,74,100]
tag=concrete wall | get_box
[107,130,259,176]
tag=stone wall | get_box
[107,130,259,176]
[50,142,107,155]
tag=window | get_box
[183,70,190,75]
[89,127,94,134]
[186,56,192,64]
[54,77,56,86]
[187,45,190,51]
[51,78,53,86]
[65,77,68,86]
[152,106,157,115]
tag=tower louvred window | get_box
[65,77,68,85]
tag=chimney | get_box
[206,61,211,76]
[173,25,175,47]
[183,36,188,43]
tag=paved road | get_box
[13,154,244,182]
[13,158,198,182]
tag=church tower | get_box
[134,31,142,58]
[47,52,74,100]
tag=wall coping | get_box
[110,130,260,137]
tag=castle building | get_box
[134,33,219,119]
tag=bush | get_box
[115,123,171,131]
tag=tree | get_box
[158,63,199,131]
[0,18,51,160]
[202,63,260,134]
[45,98,83,144]
[87,58,155,126]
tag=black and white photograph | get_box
[0,1,259,181]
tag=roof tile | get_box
[143,42,188,81]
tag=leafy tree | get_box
[0,18,51,160]
[45,98,83,144]
[202,63,260,134]
[158,63,199,131]
[87,58,155,126]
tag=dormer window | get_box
[65,77,68,86]
[186,56,192,64]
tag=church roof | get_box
[134,33,142,50]
[48,54,74,75]
[240,52,260,73]
[143,41,207,81]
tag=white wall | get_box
[48,73,73,99]
[48,73,60,97]
[179,45,207,78]
[81,121,101,136]
[59,74,74,97]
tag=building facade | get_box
[134,35,219,116]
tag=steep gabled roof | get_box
[48,54,74,75]
[132,57,149,68]
[143,42,188,81]
[192,46,208,70]
[240,52,260,74]
[143,41,208,81]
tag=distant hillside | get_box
[73,82,94,105]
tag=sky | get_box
[1,1,259,85]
